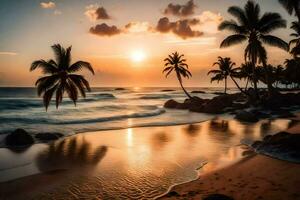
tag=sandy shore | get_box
[159,114,300,200]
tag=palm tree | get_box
[163,52,192,99]
[239,62,254,90]
[30,44,95,110]
[289,21,300,57]
[279,0,300,22]
[208,57,245,94]
[219,0,288,97]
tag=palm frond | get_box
[30,60,58,74]
[260,35,289,51]
[220,34,247,48]
[68,61,95,74]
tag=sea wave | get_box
[138,94,172,99]
[55,108,166,125]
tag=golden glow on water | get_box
[0,118,292,199]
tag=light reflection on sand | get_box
[0,118,291,199]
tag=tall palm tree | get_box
[30,44,95,110]
[163,52,192,99]
[208,57,245,94]
[289,21,300,57]
[279,0,300,22]
[219,0,288,97]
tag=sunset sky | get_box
[0,0,296,87]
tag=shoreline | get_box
[158,114,300,200]
[0,114,297,199]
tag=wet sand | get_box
[0,117,296,200]
[159,115,300,200]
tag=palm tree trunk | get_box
[230,75,248,95]
[263,63,275,96]
[177,73,192,99]
[245,78,249,90]
[224,77,227,94]
[251,61,259,99]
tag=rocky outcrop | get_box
[35,132,64,141]
[252,131,300,163]
[235,110,259,123]
[261,92,300,109]
[164,93,248,114]
[5,129,34,147]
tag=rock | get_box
[203,194,234,200]
[251,141,262,148]
[35,132,64,141]
[251,110,271,119]
[164,99,181,109]
[5,129,34,147]
[191,90,205,94]
[166,191,180,197]
[235,110,259,123]
[115,88,125,91]
[161,89,175,92]
[213,92,225,95]
[192,94,237,114]
[252,132,300,162]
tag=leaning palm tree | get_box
[208,57,245,94]
[279,0,300,22]
[30,44,95,110]
[289,21,300,57]
[163,52,192,99]
[219,0,288,97]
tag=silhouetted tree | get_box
[163,52,192,99]
[289,21,300,57]
[279,0,300,22]
[239,62,254,90]
[219,0,288,97]
[30,44,95,110]
[208,57,245,94]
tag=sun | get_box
[131,50,146,62]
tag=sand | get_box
[159,114,300,200]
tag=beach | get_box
[0,115,296,199]
[160,114,300,200]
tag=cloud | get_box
[156,17,203,39]
[89,23,121,36]
[124,22,152,33]
[163,0,196,17]
[0,52,18,56]
[40,1,56,9]
[193,11,223,34]
[85,4,111,21]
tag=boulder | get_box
[35,132,64,141]
[161,89,175,92]
[192,94,236,114]
[251,131,300,162]
[115,88,125,91]
[235,110,259,123]
[5,129,34,147]
[164,99,181,109]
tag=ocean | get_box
[0,87,236,135]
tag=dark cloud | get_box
[156,17,203,39]
[95,7,111,20]
[164,0,196,17]
[89,23,121,36]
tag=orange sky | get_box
[0,0,294,87]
